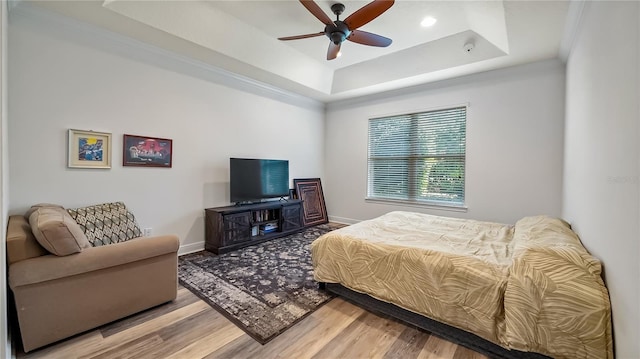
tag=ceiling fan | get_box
[278,0,395,60]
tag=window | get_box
[367,106,466,207]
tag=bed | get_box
[310,211,613,359]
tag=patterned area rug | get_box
[178,224,337,344]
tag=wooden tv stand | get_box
[204,199,303,254]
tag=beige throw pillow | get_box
[29,207,91,256]
[24,203,65,220]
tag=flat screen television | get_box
[230,158,290,204]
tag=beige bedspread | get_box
[504,216,613,359]
[310,211,613,359]
[311,211,515,344]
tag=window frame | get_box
[365,105,468,211]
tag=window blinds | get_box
[367,106,466,206]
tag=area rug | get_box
[178,224,337,344]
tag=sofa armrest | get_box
[6,215,48,265]
[9,235,180,288]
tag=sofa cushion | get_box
[29,207,91,256]
[66,202,142,247]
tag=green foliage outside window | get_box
[367,107,466,206]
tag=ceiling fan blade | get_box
[300,0,333,26]
[327,42,341,60]
[278,32,325,41]
[347,30,392,47]
[344,0,394,30]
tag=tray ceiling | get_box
[19,1,572,103]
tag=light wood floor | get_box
[15,286,489,359]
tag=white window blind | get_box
[367,106,466,206]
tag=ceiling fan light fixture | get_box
[421,16,437,27]
[330,31,346,45]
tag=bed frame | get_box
[321,283,551,359]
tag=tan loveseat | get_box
[7,203,180,352]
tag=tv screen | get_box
[230,158,289,204]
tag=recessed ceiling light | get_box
[421,16,437,27]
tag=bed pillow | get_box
[29,207,91,256]
[66,202,142,247]
[510,215,598,272]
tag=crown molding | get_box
[9,2,325,111]
[559,0,586,63]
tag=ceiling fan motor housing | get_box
[325,21,351,45]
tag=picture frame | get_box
[123,134,173,168]
[68,129,112,169]
[293,178,328,227]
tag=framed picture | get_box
[293,178,328,227]
[123,134,173,168]
[68,129,112,169]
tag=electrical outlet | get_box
[143,228,152,236]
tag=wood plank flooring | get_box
[14,286,489,359]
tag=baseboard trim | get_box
[178,241,204,256]
[328,216,360,225]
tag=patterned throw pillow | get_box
[66,202,143,247]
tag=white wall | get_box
[1,1,9,358]
[563,2,640,358]
[325,60,565,224]
[7,7,325,251]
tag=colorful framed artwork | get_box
[67,129,112,169]
[123,134,173,168]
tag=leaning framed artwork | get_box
[68,129,112,169]
[293,178,328,227]
[123,134,173,168]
